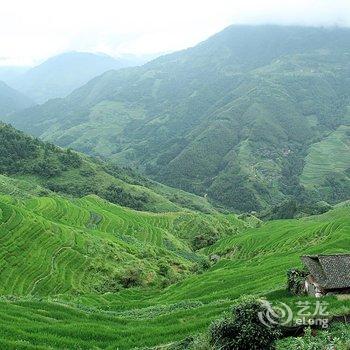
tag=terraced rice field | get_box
[301,125,350,187]
[0,189,349,348]
[0,192,238,296]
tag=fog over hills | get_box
[3,52,138,103]
[0,80,33,116]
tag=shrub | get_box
[104,184,150,210]
[79,169,96,177]
[287,268,308,296]
[95,277,122,293]
[58,149,82,168]
[120,266,144,288]
[192,232,219,250]
[190,258,211,275]
[276,325,350,350]
[209,299,281,350]
[191,224,220,250]
[33,157,62,178]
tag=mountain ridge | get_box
[6,52,137,103]
[0,122,214,213]
[6,25,350,211]
[0,80,33,116]
[0,26,350,348]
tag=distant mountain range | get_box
[6,25,350,211]
[0,81,33,117]
[0,51,158,104]
[5,52,132,103]
[0,66,29,82]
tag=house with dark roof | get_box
[301,254,350,297]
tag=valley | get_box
[0,186,349,348]
[6,25,350,212]
[0,23,349,350]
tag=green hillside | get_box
[1,25,350,350]
[0,190,349,348]
[0,125,348,348]
[7,25,350,211]
[0,123,213,213]
[0,190,243,296]
[301,124,350,202]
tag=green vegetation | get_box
[301,125,350,203]
[286,268,308,296]
[0,177,348,348]
[7,25,350,211]
[277,324,350,349]
[1,26,350,349]
[0,125,348,349]
[208,299,281,349]
[0,191,240,295]
[0,123,214,213]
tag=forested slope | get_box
[7,25,350,211]
[8,52,131,103]
[0,123,213,213]
[0,122,349,349]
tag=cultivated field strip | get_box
[0,205,349,348]
[0,193,236,296]
[1,190,349,348]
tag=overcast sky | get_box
[1,0,350,66]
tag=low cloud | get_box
[0,0,349,66]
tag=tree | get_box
[287,268,308,296]
[209,299,281,350]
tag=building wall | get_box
[305,275,323,297]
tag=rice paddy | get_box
[0,183,349,348]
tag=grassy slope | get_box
[0,198,349,348]
[16,157,214,214]
[0,187,240,297]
